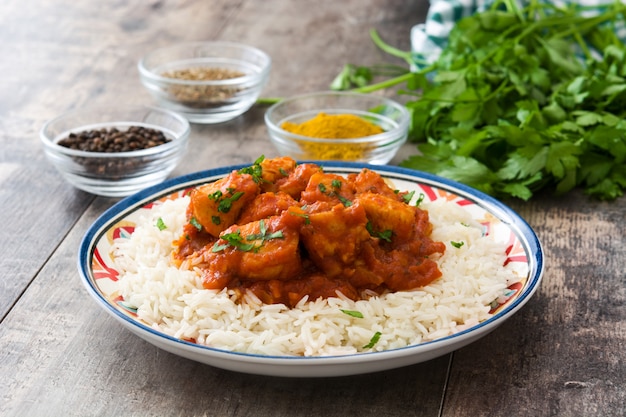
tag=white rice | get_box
[112,196,521,356]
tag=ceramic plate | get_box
[78,162,543,377]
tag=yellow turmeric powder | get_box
[281,112,384,139]
[281,112,384,160]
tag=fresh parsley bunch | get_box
[333,0,626,200]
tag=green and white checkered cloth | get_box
[410,0,626,69]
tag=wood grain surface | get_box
[1,0,624,416]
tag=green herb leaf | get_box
[338,2,626,201]
[366,222,393,242]
[189,217,202,231]
[213,230,259,253]
[289,210,311,225]
[340,309,364,318]
[401,190,415,204]
[336,194,352,207]
[377,229,393,242]
[208,190,223,201]
[238,155,265,183]
[363,331,382,349]
[415,193,425,207]
[211,242,230,252]
[245,219,285,242]
[217,191,244,213]
[156,217,167,231]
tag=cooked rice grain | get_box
[112,196,521,356]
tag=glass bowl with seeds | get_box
[138,41,271,124]
[40,105,190,197]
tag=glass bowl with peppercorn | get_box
[264,91,410,164]
[40,105,190,197]
[138,41,271,124]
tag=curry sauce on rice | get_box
[113,156,521,356]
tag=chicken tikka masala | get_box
[173,156,446,307]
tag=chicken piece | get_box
[299,202,371,278]
[259,156,297,192]
[352,199,446,291]
[275,163,322,199]
[237,191,299,224]
[202,212,304,289]
[300,171,356,208]
[349,168,402,200]
[355,192,417,243]
[189,171,260,237]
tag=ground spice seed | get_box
[162,67,244,81]
[161,67,245,106]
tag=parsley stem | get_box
[501,0,525,22]
[369,29,413,66]
[256,97,281,106]
[351,72,415,94]
[549,6,626,40]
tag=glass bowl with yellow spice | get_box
[264,92,409,164]
[138,41,271,124]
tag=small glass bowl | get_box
[138,41,271,124]
[264,92,410,164]
[40,106,191,197]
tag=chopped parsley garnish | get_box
[336,194,352,207]
[340,309,364,318]
[211,216,221,225]
[189,217,202,231]
[363,331,382,349]
[401,190,415,204]
[217,191,244,213]
[212,230,257,253]
[208,190,223,201]
[289,210,311,225]
[317,181,352,206]
[156,217,167,231]
[366,222,393,242]
[451,241,465,249]
[238,155,265,183]
[246,219,284,241]
[211,219,284,253]
[414,193,425,207]
[207,187,245,214]
[377,229,393,242]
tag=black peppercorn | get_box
[57,125,173,179]
[57,126,170,152]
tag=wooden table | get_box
[1,0,624,415]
